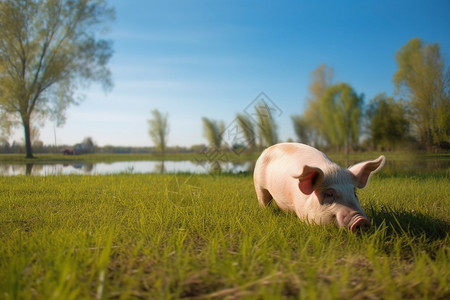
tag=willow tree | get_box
[148,110,169,155]
[236,113,256,151]
[0,0,114,158]
[202,117,224,149]
[255,102,278,147]
[394,38,450,148]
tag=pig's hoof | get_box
[350,216,370,233]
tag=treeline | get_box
[191,38,449,153]
[291,66,412,153]
[0,141,199,155]
[197,38,449,153]
[3,38,448,155]
[293,38,449,152]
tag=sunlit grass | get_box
[0,173,448,299]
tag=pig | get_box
[253,143,385,232]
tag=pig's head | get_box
[295,156,385,232]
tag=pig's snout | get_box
[350,215,370,233]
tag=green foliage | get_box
[297,47,449,151]
[320,83,363,152]
[0,0,115,158]
[367,93,410,150]
[308,64,334,102]
[147,109,169,154]
[302,64,334,146]
[0,171,448,299]
[291,115,313,144]
[255,102,278,147]
[236,113,256,150]
[295,66,363,152]
[394,38,450,148]
[202,117,224,148]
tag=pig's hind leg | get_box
[256,187,273,207]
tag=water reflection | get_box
[0,160,254,176]
[0,157,447,176]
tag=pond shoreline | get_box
[0,152,259,164]
[1,154,448,176]
[0,160,255,176]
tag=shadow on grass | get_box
[369,205,449,241]
[265,196,449,247]
[268,200,448,243]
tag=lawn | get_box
[0,171,449,299]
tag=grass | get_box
[0,172,449,299]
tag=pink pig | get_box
[253,143,385,232]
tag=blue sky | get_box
[37,0,450,147]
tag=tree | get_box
[202,117,224,149]
[320,83,363,153]
[255,102,278,147]
[303,64,334,146]
[148,110,169,154]
[70,136,95,154]
[81,137,95,154]
[291,115,313,145]
[0,110,15,141]
[236,113,256,151]
[308,64,334,102]
[366,93,410,150]
[296,65,363,151]
[0,0,114,158]
[394,38,450,148]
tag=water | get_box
[0,156,448,176]
[0,160,255,176]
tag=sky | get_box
[34,0,450,148]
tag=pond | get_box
[0,156,448,176]
[0,160,255,176]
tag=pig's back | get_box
[255,143,331,186]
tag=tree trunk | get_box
[23,117,34,159]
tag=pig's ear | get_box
[348,155,385,188]
[293,165,324,195]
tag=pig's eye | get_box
[322,189,335,204]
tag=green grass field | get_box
[0,170,449,299]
